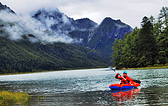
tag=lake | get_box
[0,68,168,106]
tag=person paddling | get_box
[115,71,133,84]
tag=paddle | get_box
[109,66,141,84]
[132,79,141,84]
[109,66,116,72]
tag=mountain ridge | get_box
[0,2,133,73]
[31,7,133,64]
[0,2,108,73]
[0,2,15,13]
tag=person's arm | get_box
[128,77,133,83]
[115,73,120,79]
[115,73,123,80]
[121,78,128,84]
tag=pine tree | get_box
[138,16,157,66]
[156,23,168,64]
[111,39,123,69]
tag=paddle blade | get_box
[132,80,141,84]
[109,66,116,72]
[133,83,140,87]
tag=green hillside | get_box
[0,36,108,74]
[0,2,108,74]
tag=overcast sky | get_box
[1,0,168,28]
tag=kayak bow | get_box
[109,82,140,90]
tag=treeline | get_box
[111,7,168,69]
[0,36,108,74]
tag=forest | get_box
[0,36,108,74]
[111,7,168,69]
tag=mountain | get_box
[86,17,133,63]
[68,18,98,46]
[32,8,74,32]
[0,3,108,73]
[0,2,15,13]
[0,2,133,74]
[0,35,108,73]
[32,8,133,64]
[73,18,98,29]
[32,8,98,36]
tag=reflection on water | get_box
[111,88,140,103]
[0,68,168,105]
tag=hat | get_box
[123,71,127,74]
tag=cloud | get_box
[0,10,74,43]
[1,0,168,28]
[57,0,168,28]
[62,14,71,24]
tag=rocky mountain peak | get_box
[0,2,15,13]
[74,18,98,29]
[31,8,133,65]
[33,8,65,21]
[100,17,126,27]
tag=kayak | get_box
[109,82,140,90]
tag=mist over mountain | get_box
[31,8,98,43]
[32,8,98,31]
[32,8,133,64]
[0,2,108,73]
[0,2,133,73]
[0,4,75,43]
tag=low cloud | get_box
[2,0,168,28]
[0,9,75,43]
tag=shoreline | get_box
[1,66,168,76]
[0,66,108,76]
[119,66,168,70]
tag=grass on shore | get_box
[0,91,30,106]
[120,65,168,70]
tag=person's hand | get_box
[116,73,120,76]
[115,73,120,79]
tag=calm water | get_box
[0,68,168,106]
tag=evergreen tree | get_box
[156,24,168,64]
[153,19,162,37]
[155,6,168,64]
[159,7,168,25]
[111,39,123,69]
[121,33,136,68]
[138,16,157,66]
[111,7,168,68]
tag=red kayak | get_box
[109,82,140,90]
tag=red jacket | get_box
[115,73,133,84]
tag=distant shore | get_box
[119,66,168,70]
[0,66,108,76]
[1,65,168,76]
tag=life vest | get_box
[121,76,133,84]
[115,74,133,84]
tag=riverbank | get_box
[120,65,168,70]
[0,66,108,76]
[1,65,168,76]
[0,91,30,105]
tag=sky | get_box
[1,0,168,28]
